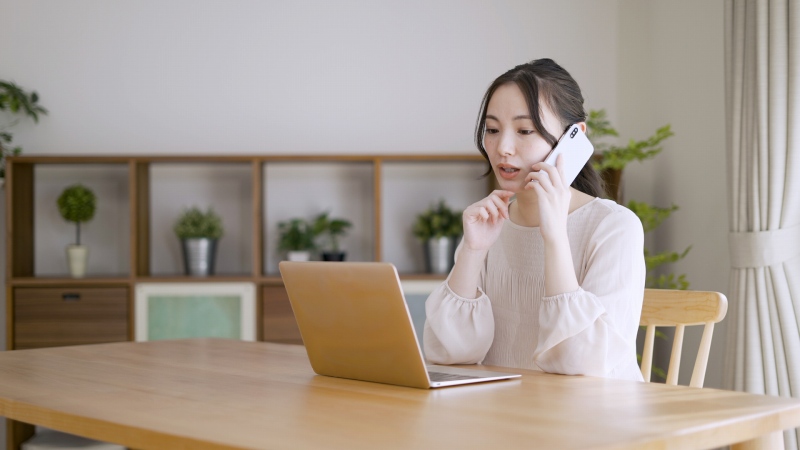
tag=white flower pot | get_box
[287,251,311,262]
[66,245,88,278]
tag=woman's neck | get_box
[509,188,596,228]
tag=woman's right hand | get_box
[461,190,515,252]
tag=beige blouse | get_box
[423,198,646,381]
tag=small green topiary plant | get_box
[412,200,463,241]
[57,184,97,245]
[174,207,224,240]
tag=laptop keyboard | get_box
[428,371,481,382]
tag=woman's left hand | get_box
[525,154,571,242]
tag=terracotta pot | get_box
[600,168,624,203]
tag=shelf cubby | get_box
[263,160,375,275]
[380,160,488,273]
[33,164,131,278]
[148,162,254,277]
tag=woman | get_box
[423,59,645,381]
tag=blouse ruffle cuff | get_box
[542,287,587,303]
[442,281,489,304]
[534,288,608,367]
[423,282,494,365]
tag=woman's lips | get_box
[497,164,521,180]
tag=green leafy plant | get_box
[312,211,352,252]
[57,184,96,245]
[277,218,316,252]
[587,110,690,290]
[588,110,674,171]
[174,207,224,239]
[413,200,463,241]
[627,201,692,290]
[0,80,48,179]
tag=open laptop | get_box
[278,261,520,389]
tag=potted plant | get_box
[413,200,463,274]
[587,109,690,290]
[312,211,353,261]
[277,218,316,261]
[588,109,674,203]
[57,184,96,278]
[174,207,224,276]
[1,80,47,182]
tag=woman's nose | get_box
[498,133,515,156]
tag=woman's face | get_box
[483,82,564,193]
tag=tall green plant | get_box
[0,81,48,178]
[587,110,690,290]
[588,109,674,171]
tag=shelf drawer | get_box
[262,285,303,345]
[13,287,129,349]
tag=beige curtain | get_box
[724,1,800,449]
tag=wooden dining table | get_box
[1,338,799,449]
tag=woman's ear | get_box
[577,122,587,133]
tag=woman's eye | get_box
[519,129,535,135]
[485,128,499,135]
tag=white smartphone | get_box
[542,124,595,186]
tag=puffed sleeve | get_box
[533,208,645,381]
[422,247,495,364]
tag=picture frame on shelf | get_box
[134,282,257,342]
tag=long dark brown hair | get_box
[474,58,604,197]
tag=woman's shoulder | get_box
[575,198,643,232]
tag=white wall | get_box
[1,0,619,155]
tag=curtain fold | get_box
[724,1,800,449]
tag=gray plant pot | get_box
[424,236,457,274]
[181,238,218,276]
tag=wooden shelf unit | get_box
[4,153,491,450]
[5,154,489,351]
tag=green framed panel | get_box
[135,282,256,341]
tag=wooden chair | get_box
[639,289,728,388]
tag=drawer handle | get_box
[62,293,81,301]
